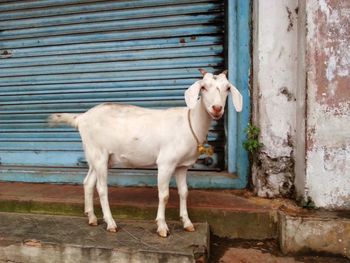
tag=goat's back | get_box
[77,103,193,167]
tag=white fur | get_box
[48,70,242,237]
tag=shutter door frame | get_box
[0,0,250,189]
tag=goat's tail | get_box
[48,113,80,129]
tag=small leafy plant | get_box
[243,124,263,154]
[300,196,317,210]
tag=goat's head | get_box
[185,69,243,120]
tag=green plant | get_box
[300,196,317,210]
[243,124,264,154]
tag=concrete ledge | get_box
[279,210,350,259]
[0,212,209,263]
[0,182,277,240]
[1,183,349,259]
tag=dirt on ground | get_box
[210,235,350,263]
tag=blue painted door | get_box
[0,0,250,187]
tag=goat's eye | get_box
[201,86,207,91]
[226,86,230,92]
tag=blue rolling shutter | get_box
[0,0,225,171]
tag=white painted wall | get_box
[253,0,298,158]
[252,0,298,197]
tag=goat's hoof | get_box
[89,221,98,226]
[107,227,118,233]
[184,225,195,232]
[157,229,169,238]
[88,217,98,226]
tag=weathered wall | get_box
[252,0,298,197]
[303,0,350,208]
[253,0,349,208]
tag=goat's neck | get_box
[189,98,212,144]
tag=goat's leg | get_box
[156,164,174,238]
[83,168,98,226]
[175,167,195,232]
[95,159,117,232]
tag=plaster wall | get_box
[253,0,349,208]
[252,0,298,197]
[304,0,350,208]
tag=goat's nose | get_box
[212,105,222,113]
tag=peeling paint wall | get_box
[253,0,349,208]
[252,0,298,198]
[304,0,350,208]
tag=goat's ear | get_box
[198,68,208,76]
[229,84,243,112]
[220,69,228,76]
[185,81,202,109]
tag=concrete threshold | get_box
[0,212,209,263]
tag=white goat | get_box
[48,69,242,237]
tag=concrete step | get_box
[1,183,349,260]
[0,212,209,263]
[278,210,350,259]
[0,182,278,240]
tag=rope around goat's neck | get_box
[187,109,201,145]
[187,109,213,156]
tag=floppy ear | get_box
[185,80,202,109]
[229,84,243,112]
